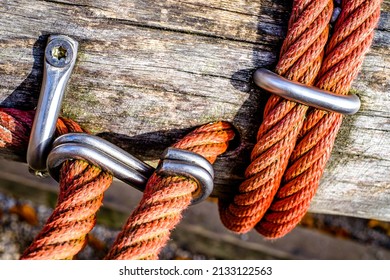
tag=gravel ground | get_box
[0,192,210,260]
[2,189,390,260]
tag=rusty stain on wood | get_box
[0,0,389,221]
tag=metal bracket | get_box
[253,68,361,115]
[27,35,78,174]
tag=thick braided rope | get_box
[105,121,235,260]
[219,0,333,233]
[220,0,381,237]
[0,108,34,153]
[0,108,114,259]
[256,0,382,238]
[0,108,85,153]
[21,160,113,259]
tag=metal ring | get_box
[253,68,361,115]
[27,35,78,173]
[47,135,154,192]
[157,148,214,205]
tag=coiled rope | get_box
[219,0,382,238]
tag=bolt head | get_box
[45,38,74,67]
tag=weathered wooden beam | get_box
[0,0,389,221]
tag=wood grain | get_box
[0,0,389,220]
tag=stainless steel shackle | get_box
[27,35,78,175]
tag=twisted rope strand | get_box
[256,0,382,238]
[219,0,333,233]
[21,160,113,259]
[6,113,114,259]
[105,121,235,260]
[0,108,34,153]
[0,108,115,259]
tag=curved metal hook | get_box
[253,68,361,115]
[47,133,154,192]
[157,148,214,205]
[52,133,154,177]
[160,147,214,179]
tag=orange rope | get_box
[0,108,84,154]
[258,0,382,239]
[220,0,382,238]
[105,122,235,260]
[0,108,112,259]
[10,113,115,259]
[21,160,113,259]
[0,108,34,154]
[0,109,234,259]
[219,0,333,233]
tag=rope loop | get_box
[219,0,382,238]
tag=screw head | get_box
[45,38,74,67]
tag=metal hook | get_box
[157,147,214,205]
[160,147,214,180]
[27,35,78,174]
[47,137,214,204]
[47,133,154,191]
[253,68,361,115]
